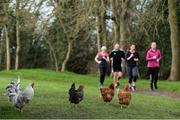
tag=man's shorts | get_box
[113,66,122,72]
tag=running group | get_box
[95,42,161,91]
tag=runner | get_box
[95,46,109,88]
[126,44,139,91]
[110,44,125,89]
[146,42,161,91]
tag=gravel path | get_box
[135,89,180,100]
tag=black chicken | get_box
[68,83,84,104]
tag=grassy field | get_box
[0,69,180,119]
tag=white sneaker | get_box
[98,83,103,88]
[131,86,135,91]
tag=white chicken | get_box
[6,76,35,112]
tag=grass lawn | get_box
[0,69,180,119]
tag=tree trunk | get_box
[111,0,120,44]
[101,0,107,46]
[15,0,20,70]
[46,39,59,72]
[120,0,130,50]
[4,25,10,71]
[119,0,130,75]
[168,0,180,81]
[61,40,72,72]
[120,18,126,50]
[113,21,120,44]
[96,16,101,52]
[0,28,4,68]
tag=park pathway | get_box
[136,89,180,100]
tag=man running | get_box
[110,44,125,88]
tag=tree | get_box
[0,0,178,79]
[53,0,91,72]
[168,0,180,80]
[111,0,120,44]
[15,0,20,70]
[0,0,11,70]
[100,0,107,46]
[4,25,10,70]
[96,14,101,52]
[56,0,76,72]
[119,0,131,50]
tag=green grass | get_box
[0,69,180,119]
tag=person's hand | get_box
[156,59,160,62]
[134,58,139,61]
[98,61,102,64]
[103,56,109,62]
[130,53,134,58]
[102,56,106,59]
[153,56,157,59]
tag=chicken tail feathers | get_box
[6,81,19,104]
[77,85,84,91]
[17,76,21,90]
[71,82,75,88]
[109,83,114,90]
[69,82,76,94]
[100,88,103,93]
[31,83,35,88]
[123,84,130,92]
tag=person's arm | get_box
[126,52,133,61]
[109,51,113,59]
[156,50,162,62]
[94,54,101,64]
[121,51,126,61]
[109,51,114,62]
[134,58,139,61]
[146,51,154,61]
[103,56,110,62]
[134,52,139,62]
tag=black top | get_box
[97,52,109,67]
[110,50,125,67]
[126,51,139,67]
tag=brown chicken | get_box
[100,83,115,102]
[118,84,131,106]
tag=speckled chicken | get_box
[6,77,35,112]
[69,83,84,104]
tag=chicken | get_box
[6,77,35,112]
[100,83,115,102]
[118,84,131,106]
[68,83,84,104]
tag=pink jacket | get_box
[146,49,161,68]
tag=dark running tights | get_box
[149,67,159,90]
[127,66,138,84]
[99,67,107,85]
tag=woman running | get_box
[95,46,109,88]
[146,42,161,91]
[126,44,139,91]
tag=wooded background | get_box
[0,0,179,80]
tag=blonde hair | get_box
[101,46,107,51]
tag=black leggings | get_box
[148,67,159,89]
[99,66,107,85]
